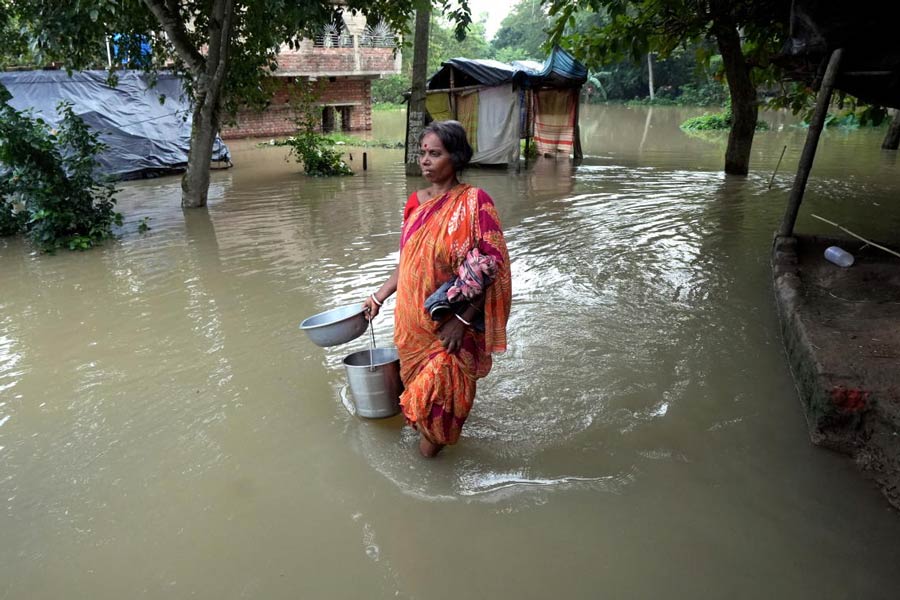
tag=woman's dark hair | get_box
[420,120,474,172]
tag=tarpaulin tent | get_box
[0,70,231,180]
[424,46,587,165]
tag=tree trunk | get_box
[647,53,655,101]
[711,5,757,176]
[182,92,221,208]
[405,1,430,176]
[142,0,232,208]
[882,108,900,150]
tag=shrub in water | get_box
[680,101,769,132]
[286,132,353,177]
[0,88,121,251]
[282,81,353,177]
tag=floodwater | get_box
[3,104,900,599]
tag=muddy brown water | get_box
[2,105,900,599]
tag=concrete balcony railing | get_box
[275,39,401,78]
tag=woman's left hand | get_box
[438,316,467,353]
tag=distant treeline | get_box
[373,0,728,107]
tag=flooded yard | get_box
[2,104,900,599]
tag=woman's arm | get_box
[363,266,399,320]
[437,292,484,353]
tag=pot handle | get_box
[368,318,376,372]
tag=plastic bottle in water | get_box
[824,245,855,267]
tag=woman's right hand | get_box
[363,294,382,321]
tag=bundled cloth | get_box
[423,248,498,332]
[448,248,498,301]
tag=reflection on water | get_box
[1,105,900,599]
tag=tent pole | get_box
[449,70,457,120]
[778,48,844,238]
[525,89,533,164]
[573,88,583,162]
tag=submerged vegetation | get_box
[681,102,769,132]
[282,82,353,177]
[284,133,353,177]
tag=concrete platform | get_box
[773,234,900,510]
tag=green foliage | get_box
[425,13,493,74]
[283,81,352,177]
[681,102,768,131]
[381,11,492,103]
[494,46,532,64]
[765,83,888,129]
[285,134,353,176]
[2,1,472,122]
[542,0,789,101]
[320,133,403,148]
[373,101,405,111]
[520,138,538,159]
[2,0,474,206]
[0,93,121,251]
[677,81,729,106]
[0,186,28,236]
[680,112,732,131]
[492,0,550,60]
[372,74,410,105]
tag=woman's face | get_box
[419,132,456,184]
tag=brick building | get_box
[221,14,400,140]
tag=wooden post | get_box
[449,69,457,119]
[778,48,844,238]
[405,2,430,176]
[573,89,583,161]
[882,108,900,150]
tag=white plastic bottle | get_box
[824,245,854,267]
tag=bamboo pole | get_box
[778,48,844,237]
[768,145,787,190]
[810,214,900,260]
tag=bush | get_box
[372,74,409,105]
[680,101,769,131]
[0,89,121,251]
[282,81,354,177]
[680,111,732,131]
[285,132,353,177]
[0,194,27,237]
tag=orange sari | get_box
[395,184,511,445]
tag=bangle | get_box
[468,302,482,313]
[454,313,472,327]
[371,293,384,307]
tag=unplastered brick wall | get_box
[222,77,373,139]
[276,42,396,75]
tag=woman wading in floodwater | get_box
[364,120,512,457]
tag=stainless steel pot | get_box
[342,347,402,418]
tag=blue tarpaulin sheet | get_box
[428,46,587,90]
[0,69,230,180]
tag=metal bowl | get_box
[299,303,368,347]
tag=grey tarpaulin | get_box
[0,69,230,180]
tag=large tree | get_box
[2,0,470,208]
[492,0,551,62]
[544,0,789,175]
